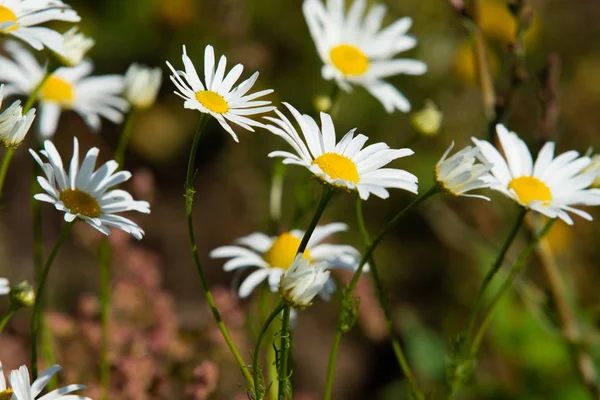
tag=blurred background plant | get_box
[0,0,599,399]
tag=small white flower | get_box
[0,86,35,148]
[303,0,427,113]
[435,141,493,200]
[0,0,80,52]
[31,137,151,239]
[166,44,276,142]
[0,278,9,296]
[0,362,90,400]
[210,223,365,299]
[0,41,129,138]
[124,63,162,110]
[55,27,95,67]
[279,255,330,309]
[265,102,418,200]
[472,124,600,224]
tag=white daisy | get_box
[0,362,90,400]
[0,0,79,52]
[30,137,151,239]
[124,63,162,110]
[280,255,330,309]
[472,124,600,224]
[0,278,8,296]
[0,85,35,148]
[435,141,493,200]
[210,222,365,298]
[303,0,427,113]
[166,44,276,142]
[53,26,94,67]
[0,41,129,138]
[265,102,418,200]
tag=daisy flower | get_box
[303,0,427,113]
[472,125,600,224]
[30,137,151,239]
[0,86,36,148]
[0,362,90,400]
[0,0,80,52]
[53,26,94,67]
[265,102,418,200]
[210,222,364,298]
[0,278,8,296]
[0,41,129,138]
[435,141,493,200]
[124,63,162,110]
[166,44,276,142]
[280,255,330,309]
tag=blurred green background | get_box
[1,0,600,398]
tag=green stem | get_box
[253,301,286,399]
[355,197,425,400]
[464,207,527,344]
[31,220,75,379]
[99,238,111,400]
[323,185,440,400]
[23,71,52,114]
[297,185,334,255]
[184,114,254,388]
[113,111,135,168]
[0,303,17,334]
[277,305,292,400]
[269,163,286,234]
[0,148,16,197]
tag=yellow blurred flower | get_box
[452,38,500,85]
[411,100,443,136]
[544,220,573,255]
[480,0,540,48]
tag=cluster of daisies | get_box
[0,0,599,396]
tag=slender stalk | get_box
[472,0,496,124]
[464,208,527,343]
[98,239,111,400]
[31,220,75,379]
[0,148,16,196]
[277,306,292,400]
[297,185,334,255]
[184,114,254,388]
[324,185,440,400]
[269,163,286,234]
[113,111,135,168]
[355,197,424,400]
[253,301,285,399]
[0,303,17,334]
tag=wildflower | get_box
[124,64,162,110]
[0,278,8,296]
[54,27,94,67]
[30,137,150,239]
[303,0,427,112]
[0,0,79,52]
[0,41,129,138]
[472,124,600,224]
[0,362,90,400]
[210,223,364,298]
[166,44,275,142]
[0,86,35,148]
[265,102,418,200]
[435,141,493,200]
[411,100,442,136]
[9,281,35,308]
[280,255,330,309]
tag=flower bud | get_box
[0,86,36,148]
[279,255,330,309]
[9,281,35,308]
[55,27,95,67]
[411,100,443,136]
[124,63,162,110]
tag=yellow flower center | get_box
[59,189,102,218]
[312,153,359,184]
[263,233,312,269]
[41,75,75,104]
[0,6,18,31]
[195,90,229,114]
[329,44,369,76]
[508,176,552,206]
[0,389,13,400]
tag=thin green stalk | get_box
[0,148,16,197]
[253,301,286,399]
[324,185,440,400]
[113,111,135,168]
[184,114,254,388]
[23,71,52,114]
[277,306,292,400]
[355,197,424,400]
[268,163,286,234]
[464,207,527,343]
[99,239,111,400]
[0,303,17,334]
[31,220,75,379]
[297,185,334,255]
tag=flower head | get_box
[303,0,427,113]
[54,26,94,67]
[0,0,80,52]
[472,125,600,224]
[0,362,90,400]
[279,255,330,309]
[0,86,35,148]
[124,63,162,110]
[266,102,418,200]
[30,137,150,239]
[166,44,276,142]
[435,141,493,200]
[411,100,442,136]
[0,42,129,138]
[0,278,8,296]
[9,281,35,308]
[210,222,364,298]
